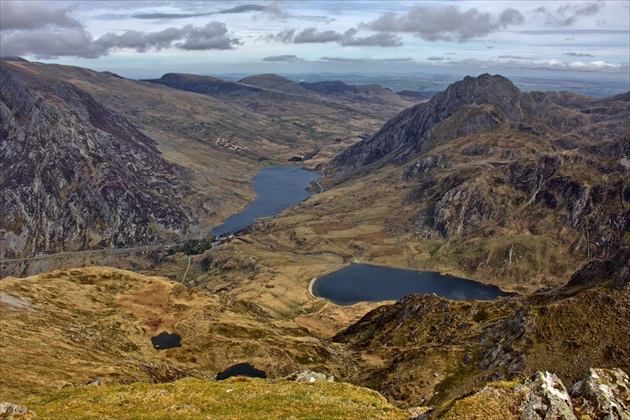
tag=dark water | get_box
[151,332,182,350]
[212,166,321,236]
[216,363,267,380]
[312,264,509,305]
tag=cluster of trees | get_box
[167,238,215,255]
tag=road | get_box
[0,243,179,264]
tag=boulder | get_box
[570,368,630,420]
[287,370,333,383]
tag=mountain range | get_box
[1,59,628,418]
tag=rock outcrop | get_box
[430,369,629,419]
[570,368,630,420]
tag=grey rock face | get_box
[570,368,630,420]
[518,371,577,420]
[1,63,197,257]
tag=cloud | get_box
[362,5,524,42]
[132,4,283,21]
[534,1,604,27]
[515,29,628,35]
[340,28,401,47]
[95,23,241,53]
[445,57,629,73]
[262,54,304,63]
[427,56,444,61]
[498,55,529,59]
[1,28,104,59]
[1,1,102,58]
[294,28,342,43]
[132,12,213,20]
[264,27,401,47]
[1,2,241,60]
[217,4,266,14]
[0,1,82,30]
[260,2,289,19]
[563,52,595,57]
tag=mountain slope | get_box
[0,63,196,258]
[331,74,627,172]
[1,61,411,259]
[333,249,630,408]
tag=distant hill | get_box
[0,56,28,62]
[239,74,311,95]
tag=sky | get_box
[1,0,629,82]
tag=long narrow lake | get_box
[312,264,509,305]
[212,166,321,236]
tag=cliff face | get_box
[0,63,196,257]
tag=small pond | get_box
[311,263,509,305]
[216,363,267,380]
[151,332,182,350]
[212,166,321,236]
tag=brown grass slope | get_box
[0,267,349,403]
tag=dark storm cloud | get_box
[563,52,595,57]
[265,27,400,47]
[534,1,604,27]
[0,1,82,30]
[362,5,524,42]
[262,55,305,62]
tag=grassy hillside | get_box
[18,377,407,419]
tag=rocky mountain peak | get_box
[331,73,529,172]
[431,73,523,119]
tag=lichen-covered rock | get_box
[517,371,577,420]
[287,370,334,383]
[570,368,630,420]
[0,402,30,416]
